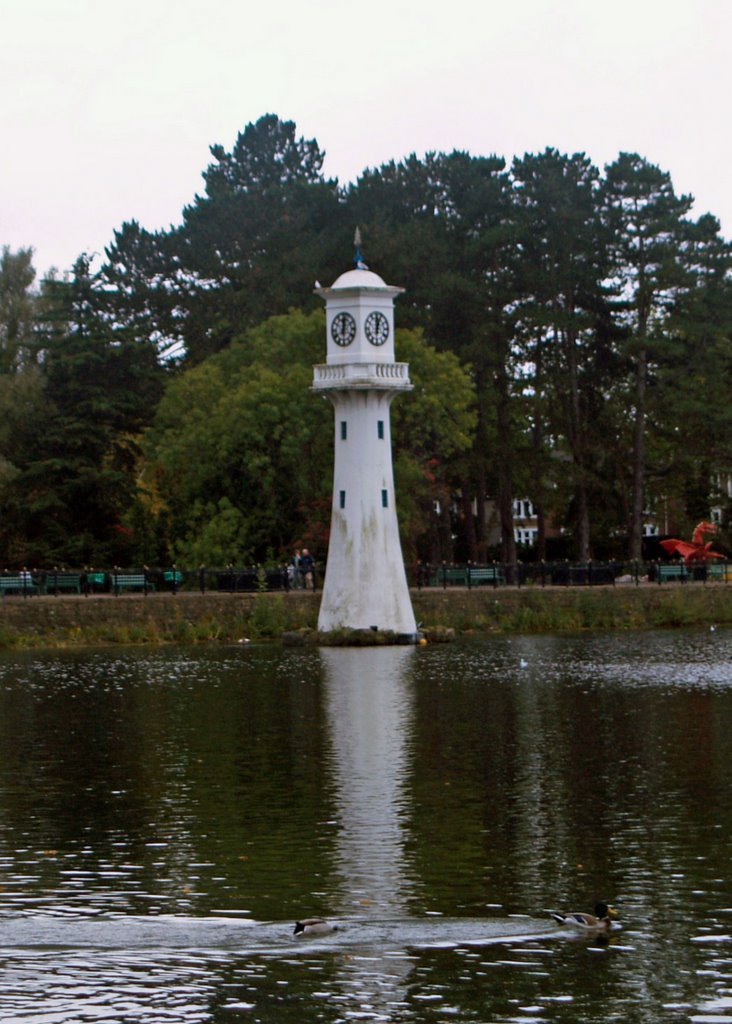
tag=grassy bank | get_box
[0,584,730,650]
[0,592,319,650]
[415,584,732,634]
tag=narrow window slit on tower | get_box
[381,489,388,508]
[341,421,347,440]
[339,490,346,509]
[377,420,384,439]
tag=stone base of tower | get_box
[317,513,418,642]
[317,587,419,644]
[314,627,422,646]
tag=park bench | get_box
[44,572,82,595]
[85,572,108,593]
[0,574,40,596]
[706,563,732,582]
[657,564,688,583]
[430,567,468,587]
[466,566,505,587]
[161,570,184,591]
[110,572,155,594]
[430,566,504,587]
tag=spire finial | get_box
[353,226,369,270]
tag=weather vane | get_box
[353,227,369,270]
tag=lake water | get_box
[1,630,732,1023]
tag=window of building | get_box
[339,490,346,509]
[377,420,384,439]
[340,421,347,440]
[381,489,388,508]
[512,498,535,519]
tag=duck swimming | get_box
[551,902,617,931]
[293,918,337,936]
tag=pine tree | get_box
[602,153,695,558]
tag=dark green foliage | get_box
[103,115,345,366]
[601,153,699,558]
[511,149,618,559]
[142,310,474,565]
[0,255,164,566]
[102,221,187,362]
[141,309,333,565]
[346,150,522,562]
[1,114,731,567]
[0,246,39,372]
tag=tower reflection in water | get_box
[319,646,418,1015]
[320,646,416,920]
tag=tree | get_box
[0,255,164,565]
[143,310,475,565]
[602,153,695,559]
[345,152,459,332]
[0,247,52,563]
[0,246,39,373]
[101,220,188,363]
[0,365,48,563]
[391,328,476,561]
[348,150,520,564]
[143,310,332,564]
[99,115,346,366]
[512,149,616,560]
[648,213,732,533]
[7,118,728,566]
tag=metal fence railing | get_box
[2,559,732,597]
[411,560,732,588]
[0,567,293,597]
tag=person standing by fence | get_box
[300,549,315,590]
[288,549,302,589]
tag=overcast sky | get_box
[2,0,729,280]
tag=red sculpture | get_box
[660,521,724,564]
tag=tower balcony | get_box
[312,362,413,392]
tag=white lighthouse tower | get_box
[313,239,417,639]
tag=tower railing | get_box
[312,362,412,389]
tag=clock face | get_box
[331,312,356,346]
[365,311,389,346]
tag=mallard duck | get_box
[293,918,337,936]
[551,902,617,931]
